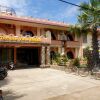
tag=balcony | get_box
[66,41,80,48]
[51,40,62,46]
[0,35,51,45]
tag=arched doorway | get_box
[17,48,40,67]
[51,32,56,40]
[67,51,74,59]
[22,31,34,37]
[50,51,56,64]
[67,34,74,41]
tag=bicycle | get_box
[78,64,89,77]
[65,61,78,74]
[78,64,100,80]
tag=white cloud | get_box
[57,6,79,20]
[0,0,44,17]
[0,0,30,16]
[64,6,78,18]
[45,3,79,24]
[0,0,26,8]
[0,0,79,24]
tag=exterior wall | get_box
[15,25,20,36]
[80,33,100,58]
[79,34,92,58]
[82,34,92,48]
[0,23,51,67]
[37,27,41,36]
[1,14,99,66]
[0,22,94,61]
[50,47,58,53]
[0,23,15,35]
[50,30,81,59]
[21,26,37,36]
[82,33,100,49]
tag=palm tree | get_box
[60,0,99,67]
[75,0,100,68]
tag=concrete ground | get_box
[0,68,100,100]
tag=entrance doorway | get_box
[17,48,40,67]
[67,51,74,59]
[0,48,14,64]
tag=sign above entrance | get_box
[0,35,51,44]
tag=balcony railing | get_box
[66,41,80,48]
[51,40,62,46]
[0,35,51,44]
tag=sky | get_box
[0,0,88,24]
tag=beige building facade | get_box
[0,6,99,68]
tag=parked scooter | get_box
[9,62,15,70]
[0,90,3,100]
[0,65,7,80]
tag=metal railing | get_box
[66,41,80,48]
[51,40,62,46]
[0,35,51,44]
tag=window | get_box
[67,51,74,59]
[22,31,34,37]
[67,34,74,41]
[51,32,56,40]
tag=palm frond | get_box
[80,2,90,11]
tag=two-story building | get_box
[0,6,99,68]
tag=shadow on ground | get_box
[0,78,9,87]
[0,78,25,100]
[3,90,25,100]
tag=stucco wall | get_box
[82,33,92,49]
[0,23,15,35]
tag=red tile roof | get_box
[0,14,68,27]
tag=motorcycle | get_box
[0,66,8,80]
[0,90,3,100]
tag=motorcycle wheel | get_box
[0,74,6,80]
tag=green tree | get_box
[69,0,100,68]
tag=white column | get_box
[37,27,41,36]
[15,25,20,36]
[58,47,61,54]
[41,28,45,36]
[75,48,79,58]
[61,47,65,55]
[79,36,83,58]
[46,46,50,66]
[75,34,78,41]
[40,46,46,68]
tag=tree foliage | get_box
[78,0,100,67]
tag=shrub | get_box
[83,47,93,69]
[72,58,80,67]
[54,53,68,65]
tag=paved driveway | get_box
[0,68,100,100]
